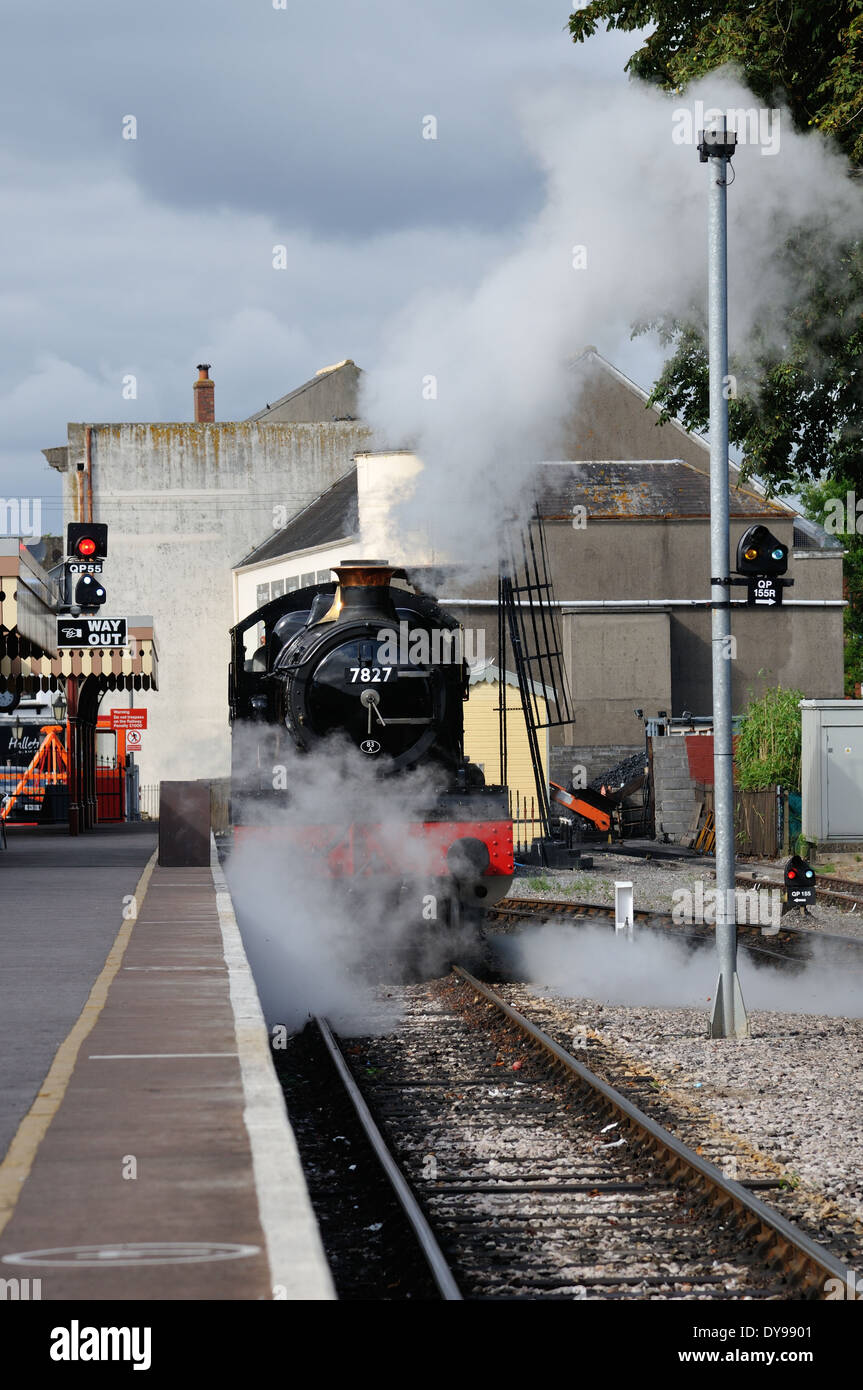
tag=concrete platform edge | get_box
[210,836,335,1301]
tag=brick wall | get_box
[651,737,698,842]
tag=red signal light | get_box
[787,869,796,879]
[67,523,107,561]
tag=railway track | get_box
[488,895,863,966]
[812,873,863,911]
[316,973,857,1300]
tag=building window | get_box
[286,576,299,592]
[316,569,332,583]
[96,730,117,766]
[271,578,285,598]
[300,571,316,587]
[256,583,270,607]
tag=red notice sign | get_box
[110,709,148,731]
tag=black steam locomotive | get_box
[228,562,513,921]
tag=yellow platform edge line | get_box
[0,848,158,1238]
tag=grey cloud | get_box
[1,2,642,519]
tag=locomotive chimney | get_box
[331,561,398,621]
[193,363,215,422]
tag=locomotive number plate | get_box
[347,666,393,683]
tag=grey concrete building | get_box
[45,346,844,797]
[236,350,845,786]
[45,361,371,787]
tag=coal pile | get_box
[588,751,645,794]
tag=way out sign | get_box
[747,577,782,607]
[57,617,128,647]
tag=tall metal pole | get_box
[701,119,749,1039]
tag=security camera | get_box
[634,708,643,719]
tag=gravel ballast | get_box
[493,986,863,1264]
[513,853,863,939]
[494,851,862,1263]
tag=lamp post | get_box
[698,116,749,1039]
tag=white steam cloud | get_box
[226,731,474,1031]
[499,922,863,1018]
[361,72,863,567]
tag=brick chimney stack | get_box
[193,364,215,422]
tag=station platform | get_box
[0,824,333,1300]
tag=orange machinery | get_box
[549,780,616,834]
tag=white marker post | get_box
[614,881,634,940]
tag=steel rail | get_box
[453,967,858,1299]
[315,1015,463,1302]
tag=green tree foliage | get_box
[735,684,804,790]
[569,3,863,163]
[569,2,863,494]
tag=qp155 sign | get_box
[784,854,816,907]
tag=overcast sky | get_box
[1,1,648,534]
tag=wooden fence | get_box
[734,788,778,857]
[698,785,783,857]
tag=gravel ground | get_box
[512,855,863,939]
[496,986,863,1265]
[347,983,816,1298]
[496,853,863,1262]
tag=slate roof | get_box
[237,469,358,568]
[236,458,794,572]
[535,460,793,520]
[246,360,361,423]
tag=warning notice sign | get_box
[110,709,148,731]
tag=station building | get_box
[0,539,158,833]
[234,349,845,788]
[44,362,371,791]
[42,349,844,805]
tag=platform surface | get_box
[0,824,157,1162]
[0,826,332,1300]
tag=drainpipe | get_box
[84,426,93,522]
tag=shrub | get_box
[735,684,804,791]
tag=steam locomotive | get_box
[228,562,513,936]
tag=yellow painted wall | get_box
[464,678,549,844]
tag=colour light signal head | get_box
[736,525,788,577]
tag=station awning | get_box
[0,623,159,693]
[0,546,158,693]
